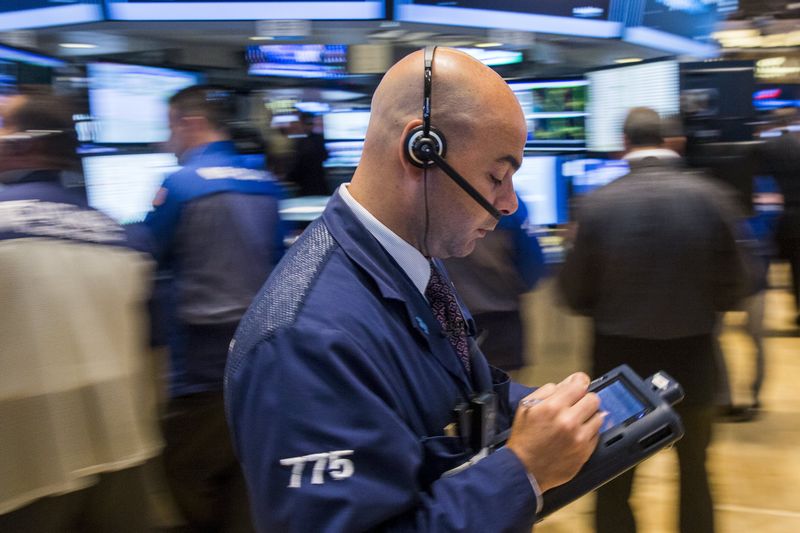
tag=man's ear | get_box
[398,119,426,182]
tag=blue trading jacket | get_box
[145,141,285,397]
[225,193,538,532]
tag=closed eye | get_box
[489,174,502,186]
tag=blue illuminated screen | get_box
[512,156,569,226]
[105,0,385,20]
[396,0,610,19]
[247,45,347,79]
[0,1,102,31]
[563,158,629,196]
[394,0,621,38]
[596,379,649,433]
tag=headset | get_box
[404,46,502,221]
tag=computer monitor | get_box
[82,152,180,224]
[562,157,629,196]
[322,110,370,168]
[246,45,348,79]
[394,0,622,38]
[322,110,370,141]
[513,155,569,226]
[509,78,588,150]
[106,0,384,20]
[88,62,203,144]
[586,60,679,153]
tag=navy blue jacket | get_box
[225,193,538,532]
[145,141,285,397]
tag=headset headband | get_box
[422,46,435,138]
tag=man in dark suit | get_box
[559,107,754,533]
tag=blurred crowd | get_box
[0,76,798,533]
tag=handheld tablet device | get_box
[538,364,684,519]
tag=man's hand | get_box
[506,372,604,492]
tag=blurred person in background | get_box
[145,84,285,532]
[0,91,162,531]
[444,194,544,372]
[287,111,329,196]
[559,107,754,533]
[754,107,800,326]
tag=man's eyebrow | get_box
[497,155,521,171]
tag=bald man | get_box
[225,48,602,532]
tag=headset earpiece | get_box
[405,125,447,168]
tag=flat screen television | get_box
[247,45,347,79]
[88,62,203,144]
[509,79,588,150]
[455,48,523,67]
[586,60,680,153]
[394,0,622,38]
[82,152,180,224]
[513,155,569,226]
[322,109,370,141]
[105,0,384,20]
[754,86,800,112]
[0,0,103,31]
[562,157,629,196]
[322,109,370,168]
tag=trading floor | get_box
[519,265,800,533]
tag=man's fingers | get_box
[529,383,557,400]
[545,373,591,408]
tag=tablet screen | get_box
[596,379,650,433]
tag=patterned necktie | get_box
[425,261,471,376]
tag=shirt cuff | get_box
[526,472,544,515]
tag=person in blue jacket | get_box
[444,195,545,371]
[225,48,602,532]
[145,85,285,532]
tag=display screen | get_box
[586,60,679,153]
[247,45,347,79]
[0,0,102,31]
[563,157,629,196]
[509,79,588,148]
[754,86,800,111]
[455,48,523,67]
[322,110,370,141]
[82,153,180,224]
[622,0,732,56]
[395,0,622,38]
[106,0,384,20]
[88,63,203,144]
[512,156,568,226]
[596,378,650,433]
[321,110,370,168]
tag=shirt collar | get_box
[623,148,681,161]
[337,183,431,296]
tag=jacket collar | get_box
[322,193,482,392]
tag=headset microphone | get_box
[404,46,502,221]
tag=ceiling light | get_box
[59,43,97,49]
[249,36,275,41]
[474,42,503,48]
[615,57,642,64]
